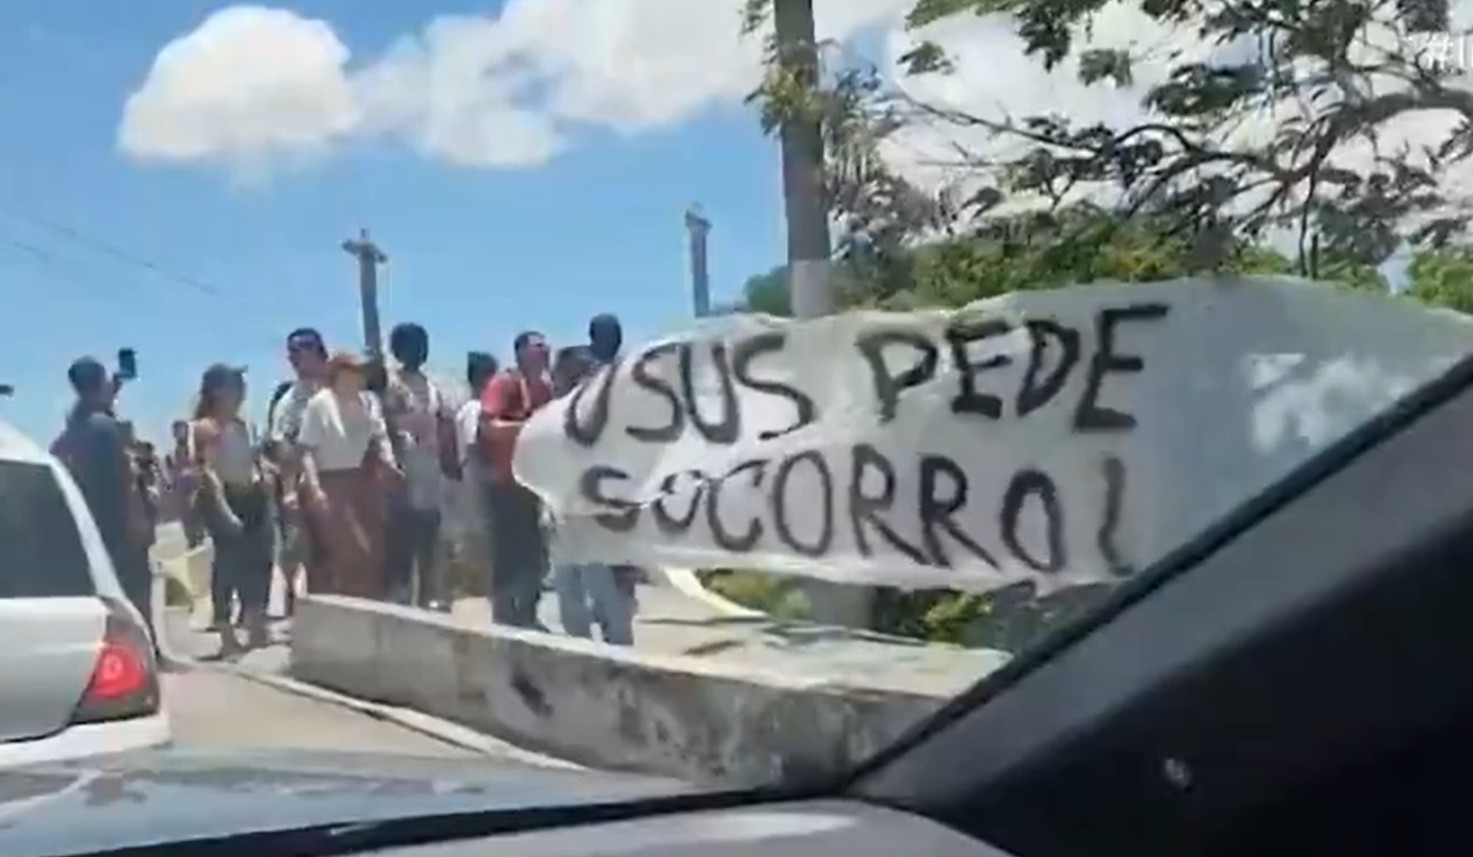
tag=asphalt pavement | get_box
[150,523,479,758]
[162,670,473,756]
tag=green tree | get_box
[742,0,1472,281]
[741,265,794,316]
[1407,247,1473,313]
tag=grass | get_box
[699,569,813,622]
[698,570,1111,652]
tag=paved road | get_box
[162,671,472,756]
[151,524,478,758]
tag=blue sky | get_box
[0,0,1445,445]
[0,0,805,443]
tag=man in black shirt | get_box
[53,358,153,632]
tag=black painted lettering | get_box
[652,470,706,536]
[626,343,685,444]
[1017,319,1081,418]
[678,342,741,444]
[1073,303,1170,432]
[918,455,998,568]
[856,329,939,424]
[946,317,1013,419]
[705,459,767,552]
[578,466,641,533]
[771,450,835,558]
[847,443,928,565]
[1000,469,1066,573]
[1098,455,1131,576]
[563,360,619,447]
[732,331,817,441]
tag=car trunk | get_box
[0,599,106,743]
[0,458,110,744]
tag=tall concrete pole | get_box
[773,0,870,629]
[342,228,388,359]
[685,205,713,318]
[774,0,834,320]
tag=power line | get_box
[25,214,228,300]
[13,212,294,326]
[0,227,285,355]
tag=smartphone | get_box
[117,348,137,381]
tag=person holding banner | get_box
[546,344,634,646]
[586,313,642,610]
[479,331,553,629]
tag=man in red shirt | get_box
[480,330,553,628]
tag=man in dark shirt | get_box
[54,358,151,630]
[588,313,622,365]
[586,314,642,601]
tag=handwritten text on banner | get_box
[515,278,1473,593]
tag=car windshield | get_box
[4,0,1473,814]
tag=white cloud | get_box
[118,6,361,179]
[119,0,913,178]
[119,0,1473,219]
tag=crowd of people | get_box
[53,313,639,658]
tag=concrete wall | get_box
[290,595,946,786]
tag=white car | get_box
[0,418,169,766]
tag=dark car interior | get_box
[854,357,1473,857]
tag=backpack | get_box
[266,380,295,441]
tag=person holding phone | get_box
[53,357,155,641]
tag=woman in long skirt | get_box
[297,352,401,599]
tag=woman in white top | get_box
[191,363,274,655]
[298,351,401,599]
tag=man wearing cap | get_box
[54,358,153,630]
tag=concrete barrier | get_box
[290,595,947,786]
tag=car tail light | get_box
[71,599,160,725]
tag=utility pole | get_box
[685,205,713,318]
[342,228,388,359]
[773,0,870,629]
[774,0,834,319]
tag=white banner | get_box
[515,277,1473,593]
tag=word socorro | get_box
[549,301,1169,577]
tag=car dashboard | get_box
[305,800,1001,857]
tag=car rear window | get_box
[0,460,95,598]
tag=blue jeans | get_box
[553,563,633,646]
[386,491,445,610]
